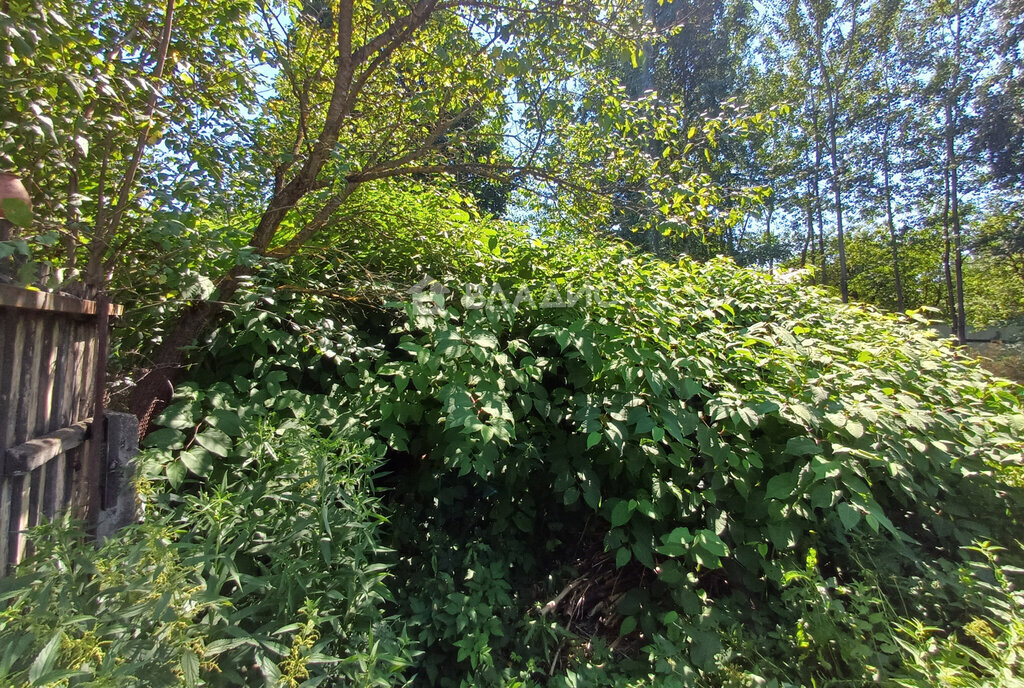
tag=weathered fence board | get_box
[0,285,131,575]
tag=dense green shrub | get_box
[134,224,1024,685]
[357,232,1024,683]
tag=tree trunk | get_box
[811,18,847,302]
[881,122,905,311]
[946,97,967,342]
[812,106,827,285]
[800,180,813,268]
[636,0,665,258]
[128,0,365,436]
[128,271,244,437]
[941,146,957,331]
[827,101,848,302]
[949,0,967,343]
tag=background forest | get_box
[1,0,1024,686]
[616,0,1024,349]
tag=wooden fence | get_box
[0,284,131,574]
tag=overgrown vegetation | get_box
[5,219,1024,684]
[3,0,1024,685]
[0,429,411,687]
[108,225,1023,685]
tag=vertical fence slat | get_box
[8,474,29,568]
[42,454,60,521]
[67,323,84,426]
[61,446,74,515]
[0,310,8,452]
[15,316,43,446]
[0,477,9,569]
[28,465,43,529]
[50,317,69,429]
[36,317,58,436]
[0,310,16,569]
[77,323,94,422]
[2,317,25,454]
[2,317,27,571]
[0,311,16,454]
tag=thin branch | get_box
[348,161,592,196]
[278,183,359,257]
[359,104,482,178]
[352,0,440,65]
[86,0,176,287]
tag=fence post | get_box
[86,293,109,533]
[95,412,139,541]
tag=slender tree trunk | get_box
[636,0,664,258]
[949,0,967,343]
[86,0,176,289]
[881,122,905,311]
[941,149,957,330]
[946,97,967,342]
[800,182,813,268]
[811,18,848,301]
[812,108,827,285]
[826,100,848,302]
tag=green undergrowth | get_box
[7,223,1024,686]
[0,428,411,687]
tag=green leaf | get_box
[616,546,631,568]
[166,461,187,488]
[73,135,89,157]
[468,331,499,349]
[1,198,33,228]
[206,409,242,437]
[394,373,410,393]
[563,486,580,505]
[255,651,282,685]
[144,427,185,450]
[836,502,861,530]
[157,402,196,430]
[586,431,602,450]
[785,436,821,456]
[181,650,200,688]
[845,419,865,438]
[195,427,232,457]
[179,449,213,476]
[610,500,632,527]
[861,499,898,535]
[765,472,799,500]
[620,615,637,636]
[695,530,729,557]
[663,526,693,545]
[29,632,62,684]
[555,328,571,350]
